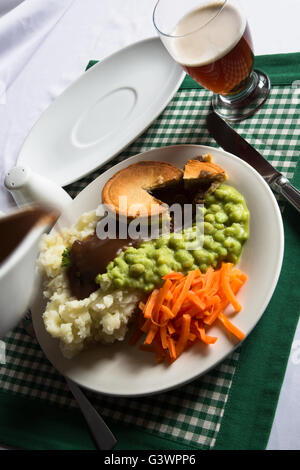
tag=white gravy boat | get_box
[0,165,72,336]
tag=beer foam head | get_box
[166,2,246,67]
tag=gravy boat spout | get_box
[0,206,59,336]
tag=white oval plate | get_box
[18,37,185,186]
[31,145,284,397]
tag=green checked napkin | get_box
[0,53,299,450]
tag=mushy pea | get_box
[95,184,249,292]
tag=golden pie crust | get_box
[184,158,227,182]
[102,161,183,218]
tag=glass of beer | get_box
[153,0,270,122]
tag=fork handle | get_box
[65,377,117,450]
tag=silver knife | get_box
[207,112,300,213]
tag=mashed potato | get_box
[38,210,142,358]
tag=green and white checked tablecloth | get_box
[0,53,299,450]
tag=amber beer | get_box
[170,2,254,95]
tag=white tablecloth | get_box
[0,0,299,450]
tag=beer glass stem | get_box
[212,69,271,122]
[219,71,258,104]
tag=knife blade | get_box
[207,112,300,213]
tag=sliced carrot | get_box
[160,304,175,320]
[218,312,245,341]
[171,280,184,305]
[206,295,221,307]
[195,323,218,344]
[133,263,247,364]
[188,332,197,342]
[173,316,183,330]
[182,307,202,318]
[163,271,184,280]
[231,269,248,283]
[151,279,172,323]
[160,325,168,349]
[204,287,218,298]
[230,278,244,294]
[204,267,215,289]
[238,273,248,282]
[165,290,173,302]
[220,263,242,312]
[191,277,205,288]
[172,271,196,315]
[175,314,191,357]
[144,289,159,318]
[187,290,206,311]
[144,324,158,345]
[203,308,221,326]
[167,323,176,335]
[211,270,221,290]
[167,336,177,360]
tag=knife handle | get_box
[272,175,300,213]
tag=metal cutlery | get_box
[23,316,117,451]
[207,111,300,213]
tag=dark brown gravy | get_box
[0,206,59,266]
[66,234,137,300]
